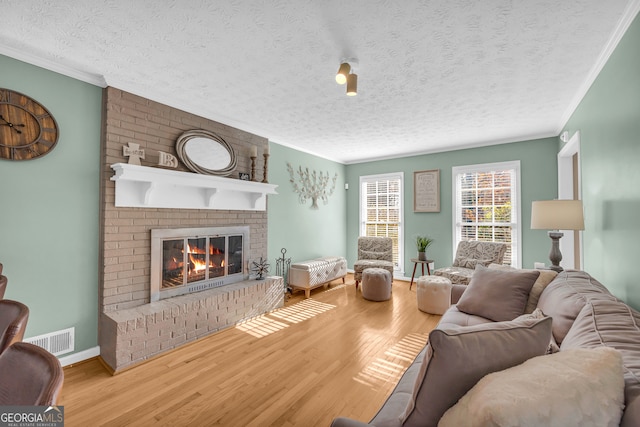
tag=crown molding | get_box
[557,1,640,133]
[0,43,107,87]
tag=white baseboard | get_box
[58,346,100,367]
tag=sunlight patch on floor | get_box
[236,298,336,337]
[384,333,429,362]
[323,283,348,293]
[235,315,290,338]
[270,299,336,324]
[353,332,429,389]
[354,359,406,388]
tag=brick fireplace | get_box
[98,87,282,372]
[149,225,251,301]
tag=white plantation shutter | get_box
[453,161,521,267]
[360,173,404,270]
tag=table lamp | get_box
[531,200,584,272]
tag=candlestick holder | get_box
[250,156,257,181]
[262,153,270,183]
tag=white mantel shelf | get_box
[110,163,278,211]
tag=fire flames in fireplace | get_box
[187,244,225,274]
[162,236,238,289]
[151,226,249,301]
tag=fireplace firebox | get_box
[150,226,249,301]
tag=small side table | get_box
[409,258,433,290]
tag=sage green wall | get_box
[561,11,640,308]
[0,55,102,354]
[345,138,559,277]
[2,6,637,358]
[267,143,347,266]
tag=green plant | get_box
[416,235,435,252]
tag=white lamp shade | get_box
[531,200,585,230]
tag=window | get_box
[452,161,521,267]
[360,173,404,272]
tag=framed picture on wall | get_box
[414,169,440,212]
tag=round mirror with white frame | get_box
[175,129,237,176]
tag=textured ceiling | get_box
[0,1,638,163]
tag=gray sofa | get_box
[331,269,640,427]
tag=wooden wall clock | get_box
[0,88,59,160]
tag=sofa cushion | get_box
[488,263,558,313]
[403,315,552,427]
[433,266,474,285]
[353,260,394,276]
[537,270,617,345]
[560,298,640,427]
[437,305,493,329]
[439,347,625,427]
[456,265,539,322]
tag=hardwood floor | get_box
[60,274,440,426]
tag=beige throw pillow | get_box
[524,269,558,312]
[439,347,625,427]
[456,265,540,322]
[402,316,552,427]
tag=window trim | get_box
[359,172,404,274]
[451,161,522,268]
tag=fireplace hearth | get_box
[150,226,250,301]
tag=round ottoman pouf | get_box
[361,268,392,301]
[416,276,452,314]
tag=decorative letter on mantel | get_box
[286,163,337,209]
[123,142,145,165]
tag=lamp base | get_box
[548,231,564,272]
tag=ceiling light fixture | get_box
[335,63,351,84]
[336,58,359,96]
[346,73,358,96]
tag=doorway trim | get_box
[557,131,583,269]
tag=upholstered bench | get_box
[288,256,347,298]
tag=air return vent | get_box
[24,327,74,356]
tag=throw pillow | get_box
[487,264,558,313]
[439,347,625,427]
[514,308,560,353]
[524,269,558,313]
[402,316,552,427]
[456,265,540,322]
